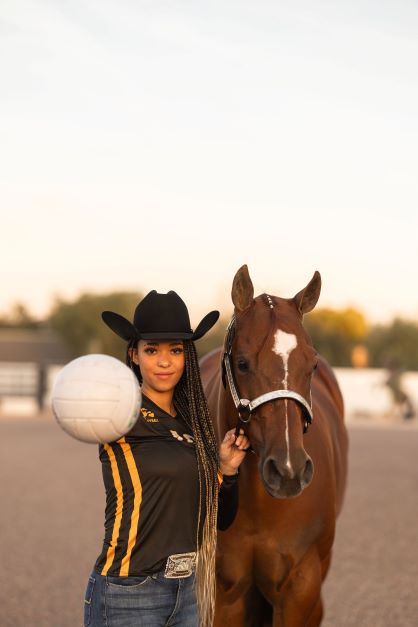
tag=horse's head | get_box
[226,265,321,499]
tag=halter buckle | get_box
[238,399,252,423]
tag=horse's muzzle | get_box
[261,454,314,498]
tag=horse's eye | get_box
[237,358,249,373]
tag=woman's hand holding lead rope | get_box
[218,428,251,476]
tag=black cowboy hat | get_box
[102,290,219,342]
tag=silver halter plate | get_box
[222,316,314,433]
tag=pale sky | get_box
[1,0,417,324]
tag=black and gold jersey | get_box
[94,395,238,577]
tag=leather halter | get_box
[222,312,314,439]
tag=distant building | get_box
[0,328,73,364]
[0,328,73,410]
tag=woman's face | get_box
[132,340,185,394]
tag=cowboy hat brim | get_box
[190,310,220,340]
[102,311,137,342]
[102,310,220,342]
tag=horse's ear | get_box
[232,264,254,312]
[293,271,321,315]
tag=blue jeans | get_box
[84,570,198,627]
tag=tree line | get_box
[2,292,418,371]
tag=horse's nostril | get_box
[303,458,314,485]
[263,457,282,486]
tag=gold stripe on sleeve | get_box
[119,438,142,576]
[101,444,124,576]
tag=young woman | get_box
[84,290,250,627]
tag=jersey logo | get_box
[141,408,158,422]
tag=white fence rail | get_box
[334,368,418,422]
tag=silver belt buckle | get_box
[164,552,196,579]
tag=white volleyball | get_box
[51,354,141,444]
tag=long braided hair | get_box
[127,339,219,627]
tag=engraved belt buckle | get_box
[164,552,197,579]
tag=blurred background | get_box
[3,293,418,424]
[1,0,418,625]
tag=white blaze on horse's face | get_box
[272,330,298,472]
[272,330,298,389]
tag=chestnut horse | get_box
[200,266,348,627]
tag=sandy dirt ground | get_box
[1,415,417,627]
